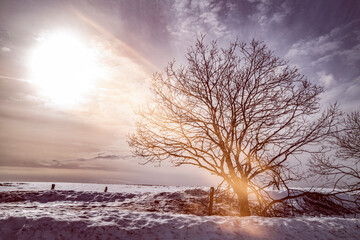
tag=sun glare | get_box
[29,31,102,107]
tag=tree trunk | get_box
[234,180,251,216]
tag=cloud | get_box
[38,152,133,170]
[75,153,133,162]
[285,19,360,67]
[344,76,360,101]
[0,85,118,171]
[168,0,230,45]
[248,0,292,27]
[93,153,124,160]
[319,75,360,111]
[310,42,360,67]
[285,35,340,61]
[1,47,10,52]
[317,71,336,88]
[40,159,79,169]
[284,18,360,112]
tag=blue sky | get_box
[0,0,359,186]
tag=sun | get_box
[28,31,102,107]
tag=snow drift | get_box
[0,182,359,240]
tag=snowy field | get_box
[0,182,359,240]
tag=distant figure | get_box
[104,186,108,192]
[51,184,55,190]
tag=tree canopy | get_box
[128,37,339,216]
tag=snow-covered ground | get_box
[1,182,359,240]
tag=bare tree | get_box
[128,37,339,216]
[310,111,360,191]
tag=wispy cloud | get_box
[248,0,292,27]
[284,19,360,111]
[1,47,10,52]
[168,0,230,45]
[320,75,360,111]
[317,71,336,88]
[285,19,360,67]
[39,152,133,170]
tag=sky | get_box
[0,0,359,186]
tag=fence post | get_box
[209,187,214,215]
[51,184,55,190]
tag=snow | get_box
[1,182,359,240]
[0,182,193,193]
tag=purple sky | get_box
[0,0,359,186]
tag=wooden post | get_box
[209,187,214,215]
[104,186,108,192]
[51,184,55,190]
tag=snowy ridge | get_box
[0,190,138,203]
[1,182,360,240]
